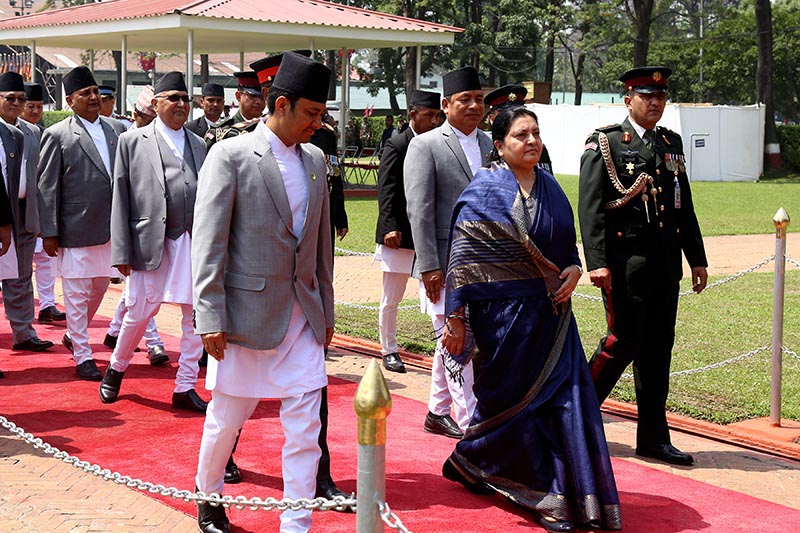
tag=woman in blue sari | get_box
[440,107,622,532]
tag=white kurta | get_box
[373,244,414,274]
[0,234,19,280]
[58,241,111,279]
[125,232,193,306]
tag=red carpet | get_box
[2,314,800,532]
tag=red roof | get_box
[0,0,460,33]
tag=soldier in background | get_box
[484,84,554,174]
[204,71,265,148]
[578,66,707,467]
[309,111,348,243]
[99,85,134,130]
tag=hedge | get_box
[42,110,73,128]
[777,125,800,171]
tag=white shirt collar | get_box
[629,117,650,141]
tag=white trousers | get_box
[62,276,110,364]
[109,298,201,393]
[108,291,163,349]
[428,313,476,431]
[378,271,411,355]
[196,389,322,533]
[33,246,57,310]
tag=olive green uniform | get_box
[578,116,707,448]
[204,111,261,149]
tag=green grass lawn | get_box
[339,176,799,254]
[335,270,800,424]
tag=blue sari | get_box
[444,164,622,530]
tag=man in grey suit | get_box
[0,72,54,352]
[99,71,208,412]
[185,83,225,138]
[0,167,13,378]
[404,66,491,438]
[37,66,128,381]
[193,52,335,533]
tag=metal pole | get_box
[340,48,350,156]
[770,207,790,426]
[354,360,392,533]
[239,51,244,71]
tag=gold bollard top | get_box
[773,208,791,231]
[354,360,392,446]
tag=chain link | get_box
[0,415,356,512]
[786,254,800,268]
[378,500,413,532]
[783,345,800,362]
[573,291,603,302]
[335,247,372,257]
[620,344,771,379]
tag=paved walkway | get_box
[1,232,799,531]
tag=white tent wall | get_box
[530,103,765,181]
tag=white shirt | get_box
[75,114,112,176]
[0,127,7,194]
[260,120,308,236]
[629,117,650,144]
[450,122,483,174]
[154,117,186,163]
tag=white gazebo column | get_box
[187,30,195,112]
[89,49,95,71]
[340,47,350,154]
[415,45,421,89]
[120,37,127,116]
[239,51,244,71]
[30,40,36,83]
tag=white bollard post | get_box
[354,360,392,532]
[770,208,791,426]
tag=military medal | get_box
[625,162,635,175]
[674,176,681,209]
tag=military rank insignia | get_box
[622,131,631,143]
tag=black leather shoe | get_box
[538,515,576,532]
[147,345,169,366]
[76,360,102,381]
[424,412,463,439]
[99,368,125,403]
[109,277,124,284]
[62,333,73,353]
[38,305,66,323]
[315,479,354,513]
[636,443,694,466]
[13,337,54,352]
[197,498,230,533]
[0,368,5,379]
[382,352,407,373]
[172,389,208,413]
[442,457,494,495]
[224,456,242,484]
[103,333,117,349]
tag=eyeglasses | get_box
[1,95,27,103]
[158,94,191,103]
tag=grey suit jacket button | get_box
[296,246,301,253]
[293,275,298,282]
[161,216,166,223]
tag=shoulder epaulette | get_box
[596,123,621,133]
[231,116,261,130]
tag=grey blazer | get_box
[0,121,24,235]
[111,122,206,270]
[403,121,493,278]
[37,115,127,247]
[192,125,334,350]
[18,119,41,234]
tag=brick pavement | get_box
[1,232,799,531]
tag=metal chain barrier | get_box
[783,345,800,362]
[0,414,356,513]
[786,254,800,268]
[377,501,413,533]
[620,344,771,379]
[573,291,603,302]
[678,255,775,297]
[335,246,373,257]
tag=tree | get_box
[625,0,656,66]
[756,0,781,166]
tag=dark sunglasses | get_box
[158,94,191,103]
[2,95,27,103]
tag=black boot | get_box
[197,499,230,533]
[98,368,125,404]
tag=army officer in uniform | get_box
[578,66,707,467]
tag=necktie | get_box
[644,130,655,151]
